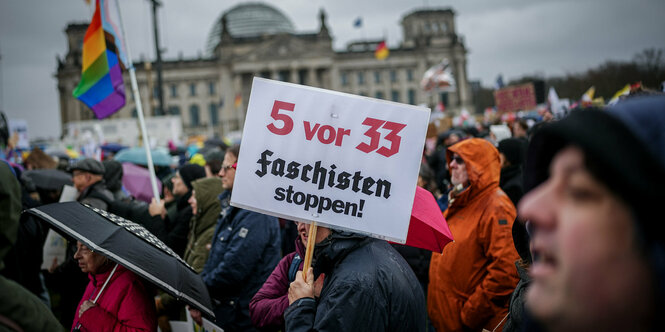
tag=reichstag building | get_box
[56,3,472,136]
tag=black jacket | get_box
[499,165,524,207]
[284,232,427,332]
[109,192,192,257]
[78,180,114,210]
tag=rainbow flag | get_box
[73,0,127,119]
[375,41,389,60]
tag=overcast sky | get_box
[1,0,663,140]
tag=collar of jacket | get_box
[79,179,105,197]
[313,231,370,274]
[89,263,126,288]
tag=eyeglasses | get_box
[221,162,237,172]
[451,155,464,164]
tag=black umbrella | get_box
[24,202,215,319]
[204,137,228,150]
[21,169,73,190]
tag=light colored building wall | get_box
[57,5,471,141]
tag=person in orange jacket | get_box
[428,138,519,332]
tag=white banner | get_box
[231,78,429,243]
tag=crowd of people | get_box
[0,92,663,331]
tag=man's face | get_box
[72,170,92,192]
[218,152,237,190]
[449,154,468,186]
[519,146,654,331]
[171,172,189,196]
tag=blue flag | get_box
[353,17,362,28]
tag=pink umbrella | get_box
[404,186,454,253]
[121,162,162,203]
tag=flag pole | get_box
[113,0,161,203]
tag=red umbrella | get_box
[121,162,162,203]
[404,186,454,253]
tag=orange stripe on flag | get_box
[81,0,106,71]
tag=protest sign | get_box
[493,83,537,113]
[231,78,429,243]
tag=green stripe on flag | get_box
[73,52,110,97]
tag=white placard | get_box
[231,78,429,243]
[41,229,67,270]
[59,184,78,202]
[41,184,79,269]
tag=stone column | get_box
[234,73,244,130]
[308,67,317,87]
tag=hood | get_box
[447,138,501,196]
[0,161,22,270]
[191,177,224,233]
[313,231,369,275]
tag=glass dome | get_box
[206,3,296,55]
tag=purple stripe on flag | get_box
[92,92,126,119]
[109,62,124,93]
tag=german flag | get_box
[375,41,389,60]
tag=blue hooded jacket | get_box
[201,190,281,331]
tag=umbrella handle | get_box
[302,222,317,283]
[93,263,118,304]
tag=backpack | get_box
[288,253,302,282]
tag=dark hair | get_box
[207,160,222,174]
[515,119,528,132]
[226,144,240,159]
[418,162,440,197]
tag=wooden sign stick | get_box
[302,221,317,283]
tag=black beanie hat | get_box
[525,97,665,242]
[498,138,527,166]
[177,164,205,191]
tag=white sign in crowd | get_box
[232,78,430,243]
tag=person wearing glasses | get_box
[189,145,281,331]
[47,158,115,327]
[71,241,156,331]
[428,138,520,332]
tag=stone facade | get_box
[56,4,471,137]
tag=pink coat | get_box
[71,264,157,332]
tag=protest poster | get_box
[493,83,537,113]
[231,78,429,243]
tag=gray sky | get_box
[1,0,663,140]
